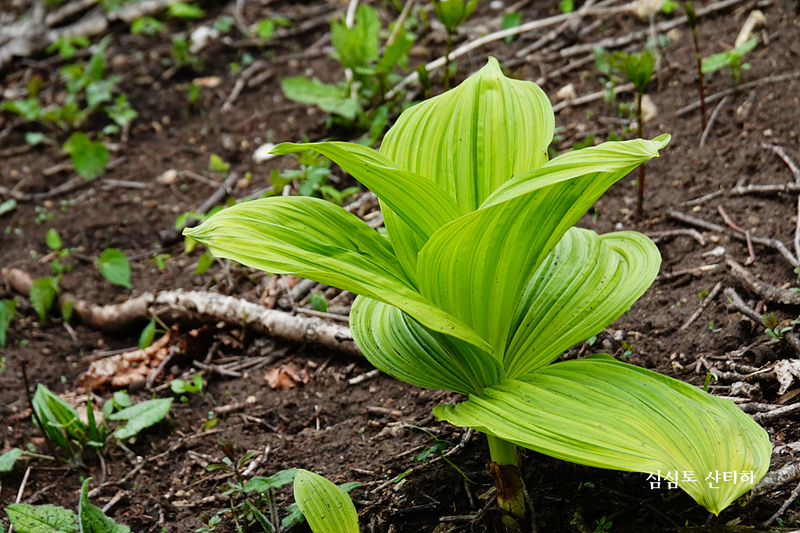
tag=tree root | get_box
[1,267,360,356]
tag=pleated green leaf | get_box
[350,295,503,395]
[381,56,554,211]
[434,356,771,515]
[379,57,554,273]
[270,141,460,276]
[417,136,669,354]
[504,228,660,377]
[184,197,490,352]
[294,469,359,533]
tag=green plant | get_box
[1,36,136,136]
[762,313,792,341]
[171,36,204,70]
[31,384,171,464]
[63,132,109,179]
[130,16,166,35]
[0,299,17,348]
[608,50,654,223]
[30,276,59,322]
[293,470,359,533]
[98,248,132,288]
[432,0,477,90]
[46,35,91,60]
[272,150,360,205]
[702,37,758,86]
[5,478,131,533]
[186,58,770,522]
[171,373,204,397]
[281,4,414,140]
[594,515,613,532]
[685,1,707,132]
[205,441,298,532]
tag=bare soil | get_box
[2,0,800,531]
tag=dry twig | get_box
[680,281,723,331]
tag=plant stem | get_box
[635,91,645,224]
[690,26,707,132]
[487,435,526,528]
[444,31,453,91]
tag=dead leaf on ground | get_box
[774,359,800,395]
[265,361,309,391]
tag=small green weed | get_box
[5,478,131,532]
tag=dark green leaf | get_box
[79,479,131,533]
[6,503,79,533]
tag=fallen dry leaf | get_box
[265,362,309,391]
[774,359,800,395]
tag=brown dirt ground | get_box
[2,0,800,531]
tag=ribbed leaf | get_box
[350,296,503,395]
[434,356,771,515]
[379,58,554,274]
[185,197,491,351]
[270,141,460,276]
[504,228,661,377]
[294,469,359,533]
[381,56,554,211]
[417,136,670,354]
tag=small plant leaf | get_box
[138,318,156,349]
[194,251,214,275]
[293,469,360,533]
[0,299,17,347]
[108,398,173,440]
[6,503,79,533]
[25,132,46,146]
[501,12,522,42]
[330,5,380,70]
[30,277,58,322]
[0,447,22,472]
[79,479,131,533]
[167,2,205,18]
[62,133,108,180]
[280,77,359,120]
[98,248,132,289]
[45,228,62,251]
[208,154,230,174]
[0,198,17,216]
[32,384,84,454]
[245,468,298,493]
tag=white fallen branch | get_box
[1,267,360,356]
